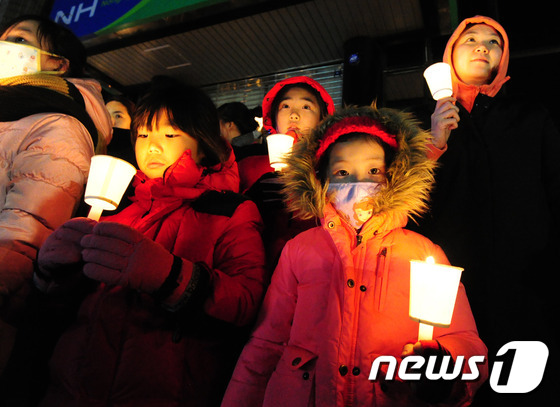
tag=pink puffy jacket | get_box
[222,105,488,406]
[0,78,111,314]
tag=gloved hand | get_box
[80,222,179,296]
[401,340,455,403]
[35,217,97,293]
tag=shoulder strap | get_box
[191,190,249,217]
[0,83,98,146]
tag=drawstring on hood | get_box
[280,105,437,224]
[443,15,510,112]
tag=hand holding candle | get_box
[84,155,137,221]
[409,256,463,340]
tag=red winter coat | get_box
[223,106,488,406]
[40,152,267,407]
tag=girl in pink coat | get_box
[222,105,488,407]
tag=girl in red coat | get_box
[33,79,267,406]
[222,105,488,406]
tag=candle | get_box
[423,62,453,100]
[84,155,136,221]
[409,256,463,340]
[266,130,296,171]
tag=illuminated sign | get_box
[50,0,226,38]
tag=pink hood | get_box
[68,78,113,145]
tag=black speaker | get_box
[342,37,384,107]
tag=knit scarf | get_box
[0,74,98,146]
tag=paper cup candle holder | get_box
[409,256,464,340]
[84,155,137,221]
[423,62,453,100]
[267,130,297,171]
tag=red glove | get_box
[35,217,97,293]
[80,222,189,298]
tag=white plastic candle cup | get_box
[84,155,136,220]
[409,257,463,328]
[423,62,453,100]
[267,133,295,171]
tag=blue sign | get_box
[50,0,142,38]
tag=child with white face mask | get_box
[223,105,488,407]
[0,15,112,383]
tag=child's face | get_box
[275,87,322,137]
[452,23,503,86]
[327,138,386,184]
[135,111,203,179]
[0,20,66,73]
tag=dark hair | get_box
[2,14,87,77]
[316,133,396,184]
[270,83,329,130]
[217,102,258,134]
[106,95,136,118]
[131,78,231,168]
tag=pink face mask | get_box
[327,182,384,229]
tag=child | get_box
[413,16,560,405]
[222,105,488,407]
[0,14,111,378]
[239,76,335,270]
[106,95,137,167]
[33,80,267,407]
[238,75,335,193]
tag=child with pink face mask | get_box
[222,105,488,407]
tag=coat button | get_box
[327,221,335,229]
[302,372,310,380]
[352,367,361,376]
[346,279,355,288]
[292,357,301,366]
[339,365,348,376]
[359,285,367,292]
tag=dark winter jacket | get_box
[40,152,267,407]
[411,16,560,404]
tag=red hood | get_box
[443,15,510,112]
[261,76,335,134]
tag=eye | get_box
[165,134,180,138]
[137,134,148,138]
[369,168,380,175]
[334,169,349,177]
[5,35,28,44]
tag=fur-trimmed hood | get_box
[281,105,436,225]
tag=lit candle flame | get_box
[426,256,435,264]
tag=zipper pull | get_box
[357,234,363,246]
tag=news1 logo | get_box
[369,341,549,394]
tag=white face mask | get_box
[0,41,65,79]
[327,182,384,230]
